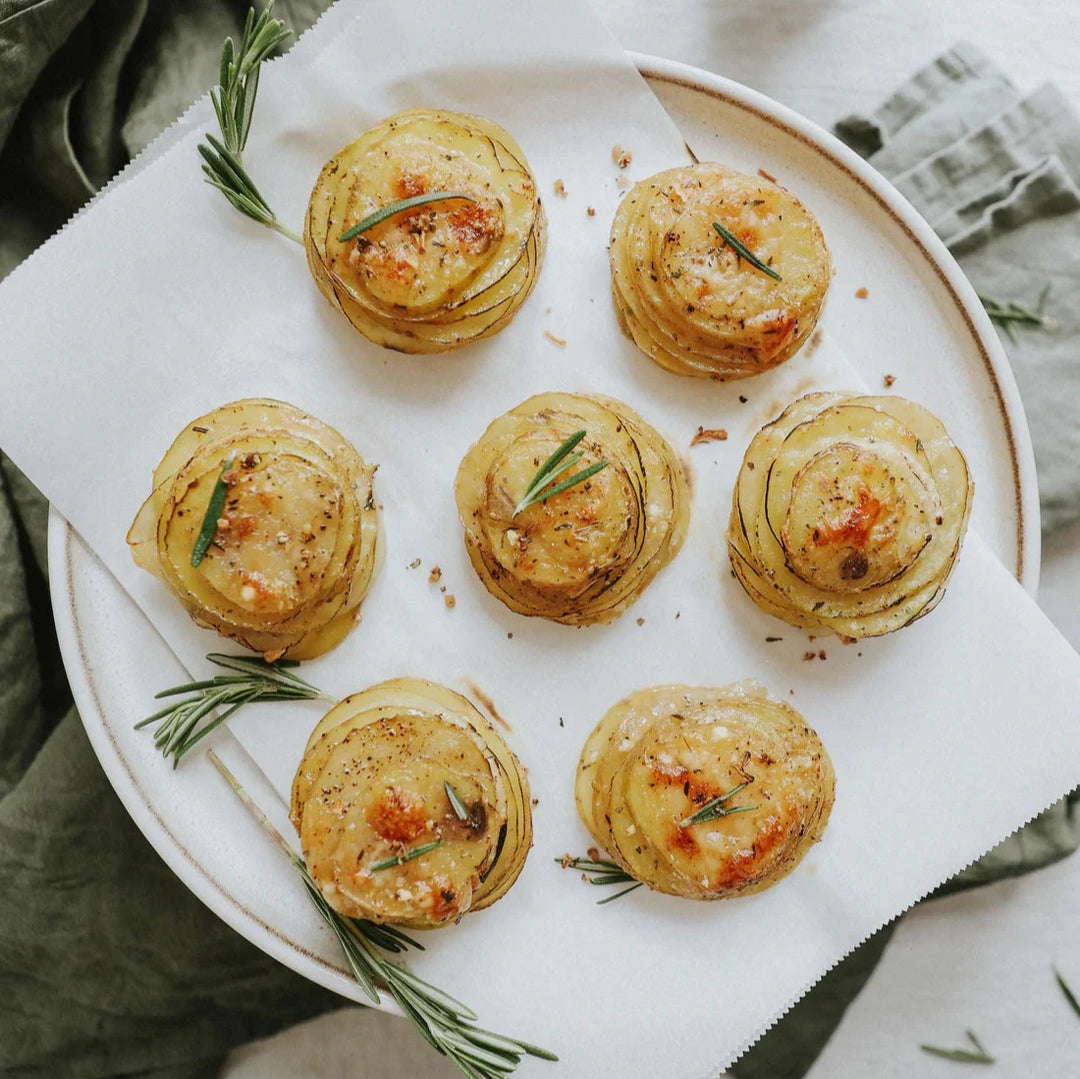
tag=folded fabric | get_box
[733,44,1080,1079]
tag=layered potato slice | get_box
[729,392,974,637]
[305,109,546,353]
[127,399,378,660]
[610,163,831,380]
[455,392,689,625]
[576,682,834,899]
[290,679,532,926]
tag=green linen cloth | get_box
[0,10,1077,1077]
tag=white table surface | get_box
[222,0,1080,1074]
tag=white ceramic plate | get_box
[49,54,1039,1066]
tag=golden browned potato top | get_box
[576,682,834,900]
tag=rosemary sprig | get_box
[191,452,235,567]
[513,430,609,517]
[370,839,444,872]
[338,192,477,243]
[920,1029,994,1065]
[679,781,756,827]
[1055,967,1080,1019]
[208,751,557,1077]
[978,285,1050,344]
[200,4,301,244]
[556,854,644,904]
[445,781,470,822]
[712,221,782,281]
[136,653,332,766]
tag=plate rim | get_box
[47,52,1043,1024]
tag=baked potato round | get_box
[609,163,831,380]
[304,108,546,353]
[728,392,974,637]
[127,398,378,661]
[290,678,532,926]
[575,682,834,900]
[454,392,689,625]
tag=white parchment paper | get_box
[3,1,1080,1075]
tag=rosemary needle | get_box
[679,782,757,827]
[514,430,609,516]
[208,751,558,1076]
[920,1030,994,1065]
[712,221,782,281]
[1055,967,1080,1019]
[556,854,644,904]
[370,840,444,872]
[445,781,470,822]
[190,452,235,568]
[136,653,332,766]
[338,192,477,243]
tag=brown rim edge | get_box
[61,528,361,994]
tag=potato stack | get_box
[305,108,546,353]
[290,679,532,927]
[610,163,831,380]
[729,391,974,637]
[455,392,689,625]
[575,682,835,900]
[127,398,379,661]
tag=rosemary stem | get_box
[272,220,305,246]
[208,749,300,864]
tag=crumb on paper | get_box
[553,179,567,198]
[587,846,600,861]
[444,594,456,609]
[587,205,597,217]
[544,330,567,347]
[818,649,827,660]
[765,636,783,643]
[840,635,856,645]
[758,167,777,183]
[428,565,442,584]
[884,373,896,387]
[440,585,447,593]
[545,305,552,314]
[636,617,645,626]
[612,143,632,169]
[690,426,728,446]
[616,174,632,190]
[507,631,513,639]
[407,557,421,570]
[855,286,869,299]
[803,651,817,662]
[675,611,681,620]
[739,395,748,404]
[559,716,564,727]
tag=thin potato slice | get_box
[304,109,546,353]
[127,399,378,660]
[727,392,973,637]
[575,683,834,900]
[610,164,831,380]
[290,678,533,925]
[455,392,689,625]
